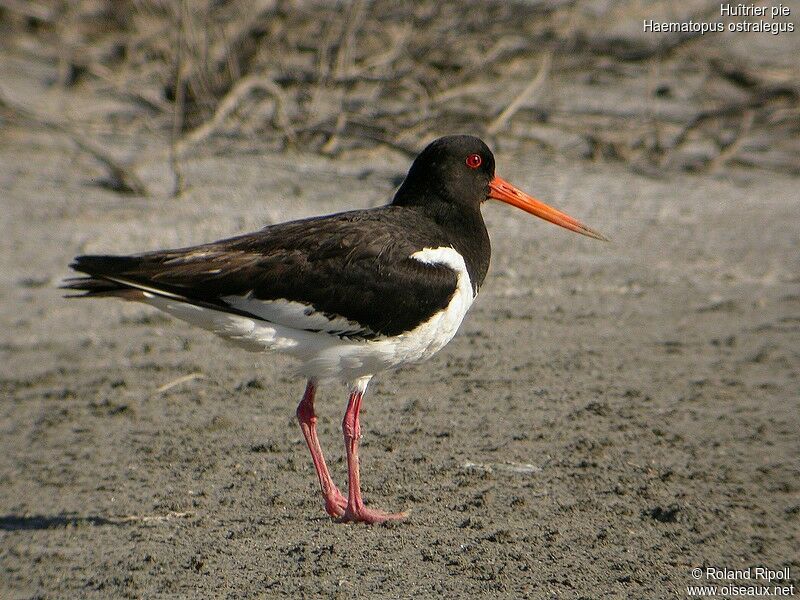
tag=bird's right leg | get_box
[340,377,406,524]
[296,379,347,517]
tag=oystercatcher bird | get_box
[63,135,605,523]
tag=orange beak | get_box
[489,176,608,241]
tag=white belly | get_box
[142,246,475,383]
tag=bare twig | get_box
[709,58,800,98]
[115,511,193,523]
[0,0,55,22]
[667,92,788,160]
[176,74,293,156]
[321,112,347,154]
[155,373,207,394]
[708,109,754,172]
[169,0,188,197]
[0,92,147,195]
[85,62,169,113]
[487,51,553,135]
[333,0,370,81]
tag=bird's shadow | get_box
[0,514,124,531]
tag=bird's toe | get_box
[339,505,407,525]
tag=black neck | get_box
[394,195,491,294]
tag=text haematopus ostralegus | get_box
[63,135,606,523]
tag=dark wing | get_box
[64,208,459,338]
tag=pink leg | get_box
[340,378,406,524]
[296,380,347,518]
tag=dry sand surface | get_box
[1,2,799,599]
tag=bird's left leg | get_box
[296,379,347,518]
[340,377,406,524]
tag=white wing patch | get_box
[105,274,376,339]
[221,295,376,338]
[105,277,188,301]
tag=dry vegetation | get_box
[1,0,798,194]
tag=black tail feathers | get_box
[61,254,135,297]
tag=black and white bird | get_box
[63,135,606,524]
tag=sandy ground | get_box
[1,49,799,600]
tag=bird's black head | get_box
[392,135,495,212]
[392,134,608,241]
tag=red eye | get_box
[466,153,482,169]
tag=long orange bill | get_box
[488,176,608,241]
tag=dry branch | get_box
[0,92,148,195]
[487,51,552,135]
[708,110,754,172]
[176,74,293,156]
[3,0,796,177]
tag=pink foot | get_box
[339,504,407,524]
[338,381,407,524]
[323,489,348,518]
